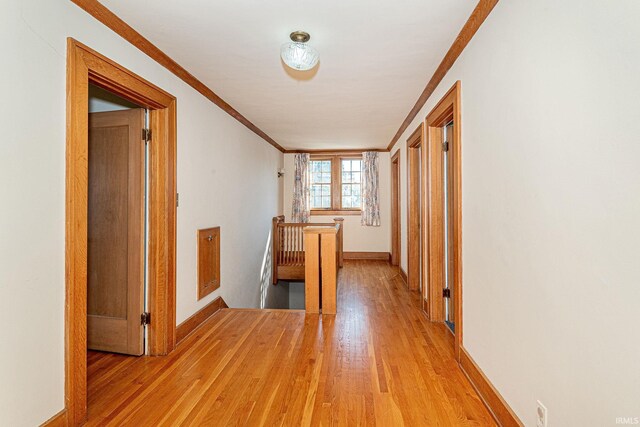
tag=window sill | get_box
[310,209,361,216]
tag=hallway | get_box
[86,260,495,426]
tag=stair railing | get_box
[271,216,343,284]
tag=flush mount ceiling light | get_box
[280,31,319,71]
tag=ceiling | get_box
[100,0,477,150]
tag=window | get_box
[341,159,362,209]
[309,155,362,214]
[310,159,332,209]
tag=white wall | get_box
[282,153,391,253]
[0,1,282,425]
[391,1,640,425]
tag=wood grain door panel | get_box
[197,227,220,300]
[88,108,145,356]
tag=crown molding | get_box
[284,148,389,154]
[71,0,285,152]
[387,0,498,151]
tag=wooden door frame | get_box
[390,151,401,267]
[407,124,425,294]
[425,81,462,360]
[66,38,177,425]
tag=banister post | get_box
[272,216,280,284]
[303,228,321,313]
[320,227,338,315]
[304,226,338,314]
[333,217,344,268]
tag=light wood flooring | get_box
[86,260,495,426]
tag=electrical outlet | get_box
[536,400,548,427]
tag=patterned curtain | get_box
[291,153,310,223]
[361,152,381,226]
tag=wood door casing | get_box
[88,108,145,356]
[425,81,462,361]
[66,39,177,424]
[390,151,401,266]
[407,124,423,293]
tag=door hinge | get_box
[442,288,451,298]
[142,128,152,143]
[442,140,449,152]
[176,192,179,208]
[141,312,151,326]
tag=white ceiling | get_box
[101,0,477,150]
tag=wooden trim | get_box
[65,38,177,425]
[320,230,338,314]
[343,252,390,261]
[427,124,443,322]
[387,0,498,150]
[398,267,408,284]
[147,104,177,357]
[309,154,364,212]
[331,156,341,211]
[176,296,228,344]
[277,265,305,281]
[285,148,388,154]
[311,209,360,216]
[334,217,345,268]
[390,150,401,266]
[65,39,88,427]
[271,216,284,284]
[41,409,67,427]
[70,0,284,152]
[425,81,462,361]
[407,123,425,294]
[460,348,523,427]
[223,308,305,313]
[304,231,321,313]
[407,123,424,148]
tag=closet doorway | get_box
[425,81,462,360]
[66,39,177,424]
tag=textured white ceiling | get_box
[100,0,476,149]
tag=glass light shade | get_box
[280,42,319,71]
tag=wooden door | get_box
[88,109,145,355]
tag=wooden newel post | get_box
[320,227,338,315]
[303,228,320,313]
[333,217,344,268]
[304,226,339,314]
[272,216,283,284]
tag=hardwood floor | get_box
[86,260,495,426]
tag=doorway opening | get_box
[425,81,462,360]
[86,84,149,420]
[442,121,455,334]
[66,39,177,425]
[390,151,401,267]
[407,124,425,298]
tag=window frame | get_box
[310,154,362,215]
[308,157,333,210]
